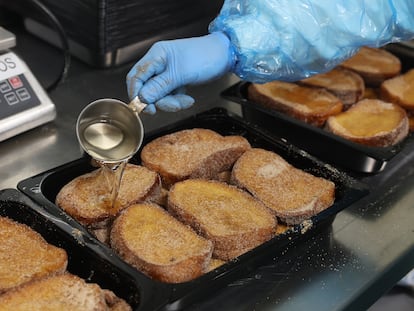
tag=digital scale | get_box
[0,27,55,142]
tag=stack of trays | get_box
[23,0,223,67]
[222,82,411,174]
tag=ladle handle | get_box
[128,96,147,114]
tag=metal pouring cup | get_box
[76,97,147,163]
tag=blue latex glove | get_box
[210,0,414,83]
[127,0,414,114]
[126,32,235,114]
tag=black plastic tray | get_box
[0,189,142,310]
[222,81,412,174]
[16,108,369,310]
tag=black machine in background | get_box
[1,0,224,68]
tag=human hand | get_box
[126,32,235,114]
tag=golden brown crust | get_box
[299,67,365,109]
[150,187,169,207]
[0,273,132,311]
[340,46,401,87]
[247,81,343,127]
[110,203,213,283]
[380,69,414,111]
[140,128,251,188]
[216,170,232,183]
[363,87,380,100]
[206,258,226,273]
[274,223,291,235]
[407,111,414,132]
[56,164,161,225]
[0,217,68,294]
[102,288,133,311]
[231,148,335,225]
[167,179,277,261]
[325,99,409,147]
[90,227,111,245]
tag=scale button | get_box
[0,81,11,93]
[8,76,23,89]
[16,88,30,101]
[5,92,19,105]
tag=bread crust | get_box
[140,128,251,188]
[0,217,67,294]
[56,164,161,226]
[231,148,335,225]
[0,273,131,311]
[407,110,414,132]
[380,68,414,111]
[110,203,213,283]
[325,99,409,147]
[168,179,277,260]
[206,258,226,273]
[340,46,401,87]
[247,81,343,127]
[299,67,365,109]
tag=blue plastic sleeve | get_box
[209,0,414,83]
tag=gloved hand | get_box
[126,32,235,114]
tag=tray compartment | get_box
[17,108,369,310]
[222,82,411,173]
[0,189,144,310]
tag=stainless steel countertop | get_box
[2,24,414,311]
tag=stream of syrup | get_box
[97,160,128,211]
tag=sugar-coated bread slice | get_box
[0,273,132,311]
[380,68,414,111]
[340,46,401,87]
[168,179,277,261]
[110,203,213,283]
[56,164,161,226]
[325,99,409,147]
[0,217,68,294]
[140,128,251,188]
[299,67,365,109]
[231,148,335,225]
[247,81,343,127]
